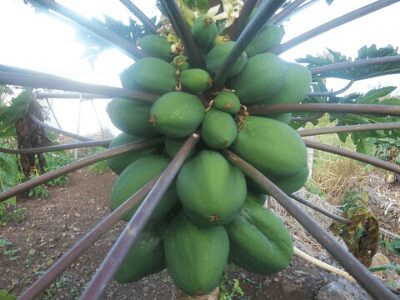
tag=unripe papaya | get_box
[107,133,159,174]
[206,41,248,78]
[272,166,309,194]
[110,154,178,222]
[246,25,284,57]
[262,63,312,105]
[115,225,165,283]
[137,34,171,61]
[172,55,190,71]
[106,98,158,137]
[248,191,266,206]
[120,57,176,94]
[214,91,241,114]
[150,92,205,138]
[230,53,288,104]
[232,116,307,178]
[164,137,201,159]
[164,213,229,295]
[225,198,293,274]
[248,165,309,195]
[179,68,212,93]
[177,150,247,226]
[201,109,237,149]
[191,15,218,49]
[269,112,293,124]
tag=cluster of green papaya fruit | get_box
[106,12,312,296]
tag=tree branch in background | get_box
[119,0,158,34]
[28,0,144,60]
[0,137,164,202]
[247,103,400,116]
[304,140,400,174]
[0,69,158,102]
[298,122,400,137]
[0,139,112,155]
[272,0,400,54]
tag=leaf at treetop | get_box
[0,89,32,134]
[297,44,400,81]
[356,86,397,104]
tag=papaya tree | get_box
[0,1,399,299]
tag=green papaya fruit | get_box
[272,166,309,194]
[206,41,248,78]
[115,225,165,283]
[269,112,293,124]
[137,34,171,61]
[110,154,178,222]
[107,133,160,174]
[201,109,237,149]
[246,25,284,57]
[164,213,229,295]
[177,150,247,226]
[179,68,212,93]
[231,116,307,178]
[106,98,159,137]
[191,15,218,49]
[214,91,241,114]
[164,137,201,159]
[120,57,176,94]
[172,55,190,71]
[150,92,205,138]
[262,63,312,105]
[246,191,266,206]
[225,198,293,274]
[230,53,288,104]
[247,166,309,195]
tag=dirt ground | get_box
[0,168,399,299]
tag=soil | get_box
[0,168,399,300]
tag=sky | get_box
[0,0,399,136]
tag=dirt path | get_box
[0,168,398,299]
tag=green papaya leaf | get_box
[298,44,400,81]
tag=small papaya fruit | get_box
[164,212,229,295]
[201,109,237,149]
[177,150,247,226]
[106,98,159,137]
[230,53,288,104]
[110,154,178,222]
[246,25,284,57]
[191,15,218,49]
[120,57,176,94]
[225,198,293,274]
[179,68,212,93]
[107,133,159,174]
[115,225,166,283]
[172,54,190,71]
[137,34,171,61]
[213,91,241,114]
[150,92,205,138]
[206,41,248,78]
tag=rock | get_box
[316,278,371,300]
[370,252,390,278]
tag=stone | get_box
[316,278,371,300]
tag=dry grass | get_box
[304,115,375,204]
